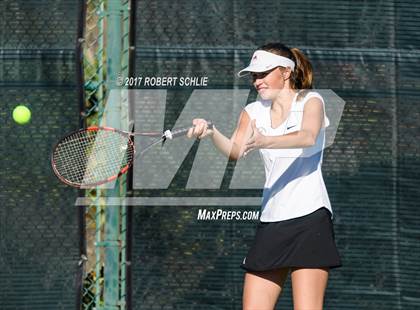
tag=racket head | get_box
[51,126,135,188]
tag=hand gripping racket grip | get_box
[163,121,213,140]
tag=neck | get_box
[271,89,297,111]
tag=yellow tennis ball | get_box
[12,105,31,125]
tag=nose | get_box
[254,78,263,88]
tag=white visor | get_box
[238,50,295,77]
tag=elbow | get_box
[302,132,317,147]
[227,143,242,161]
[305,137,316,147]
[228,155,238,161]
[228,152,241,161]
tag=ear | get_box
[282,67,292,80]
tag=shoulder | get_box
[244,99,270,116]
[301,91,325,105]
[299,91,330,127]
[294,91,324,111]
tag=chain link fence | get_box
[80,0,132,309]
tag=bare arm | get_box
[244,97,324,153]
[188,110,252,161]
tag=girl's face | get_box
[252,67,288,100]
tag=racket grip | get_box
[165,120,213,139]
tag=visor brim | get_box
[237,64,279,77]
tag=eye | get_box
[252,69,275,81]
[252,72,266,81]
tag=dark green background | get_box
[130,1,420,309]
[0,1,419,309]
[0,1,82,309]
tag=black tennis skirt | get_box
[241,207,342,272]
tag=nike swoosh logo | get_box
[287,125,296,130]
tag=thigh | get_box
[243,268,290,310]
[291,267,329,310]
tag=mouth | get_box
[257,87,268,93]
[256,87,267,92]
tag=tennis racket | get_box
[51,122,212,188]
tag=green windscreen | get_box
[129,1,420,309]
[0,1,83,309]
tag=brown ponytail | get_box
[290,48,313,90]
[258,43,314,100]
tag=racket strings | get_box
[53,130,134,186]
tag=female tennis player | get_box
[188,42,341,310]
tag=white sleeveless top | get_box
[244,91,333,222]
